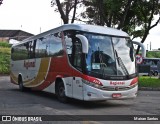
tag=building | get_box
[0,30,34,42]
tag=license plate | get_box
[112,93,122,98]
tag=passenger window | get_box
[64,30,82,71]
[73,39,82,71]
[28,41,36,59]
[49,33,63,57]
[36,37,47,58]
[66,37,73,63]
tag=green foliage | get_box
[0,42,12,48]
[146,51,160,58]
[0,42,11,74]
[82,0,160,46]
[139,76,160,88]
[0,0,3,6]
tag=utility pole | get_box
[40,27,41,33]
[20,25,23,30]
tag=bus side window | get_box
[64,30,74,64]
[11,48,14,60]
[63,30,82,71]
[28,41,36,59]
[48,32,63,57]
[36,37,47,58]
[11,47,16,60]
[35,39,40,58]
[153,60,157,66]
[21,43,28,60]
[33,40,37,58]
[65,37,73,63]
[73,39,82,71]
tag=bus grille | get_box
[100,84,137,91]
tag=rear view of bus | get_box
[10,24,138,102]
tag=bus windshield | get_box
[83,33,135,79]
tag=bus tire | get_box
[154,71,158,76]
[18,75,26,92]
[56,81,67,103]
[149,71,154,76]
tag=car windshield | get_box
[83,33,136,79]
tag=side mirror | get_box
[132,41,146,58]
[76,34,88,54]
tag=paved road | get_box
[0,76,160,124]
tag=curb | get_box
[139,87,160,91]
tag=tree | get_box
[134,0,160,54]
[0,0,3,6]
[81,0,134,27]
[51,0,84,24]
[81,0,160,54]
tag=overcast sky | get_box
[0,0,160,50]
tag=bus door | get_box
[72,40,83,100]
[72,77,83,100]
[65,34,83,100]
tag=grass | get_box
[138,76,160,88]
[0,42,12,48]
[146,51,160,58]
[0,42,11,74]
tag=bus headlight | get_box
[82,79,102,89]
[130,77,138,87]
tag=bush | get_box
[0,42,12,48]
[139,76,160,88]
[146,51,160,58]
[0,43,11,74]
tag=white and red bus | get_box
[10,24,138,102]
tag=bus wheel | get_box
[18,76,25,92]
[154,71,158,76]
[56,81,67,103]
[149,71,154,76]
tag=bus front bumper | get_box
[83,84,138,101]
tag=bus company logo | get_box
[110,81,125,86]
[24,60,35,69]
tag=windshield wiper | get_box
[115,50,129,76]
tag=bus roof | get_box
[13,24,129,46]
[61,24,129,37]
